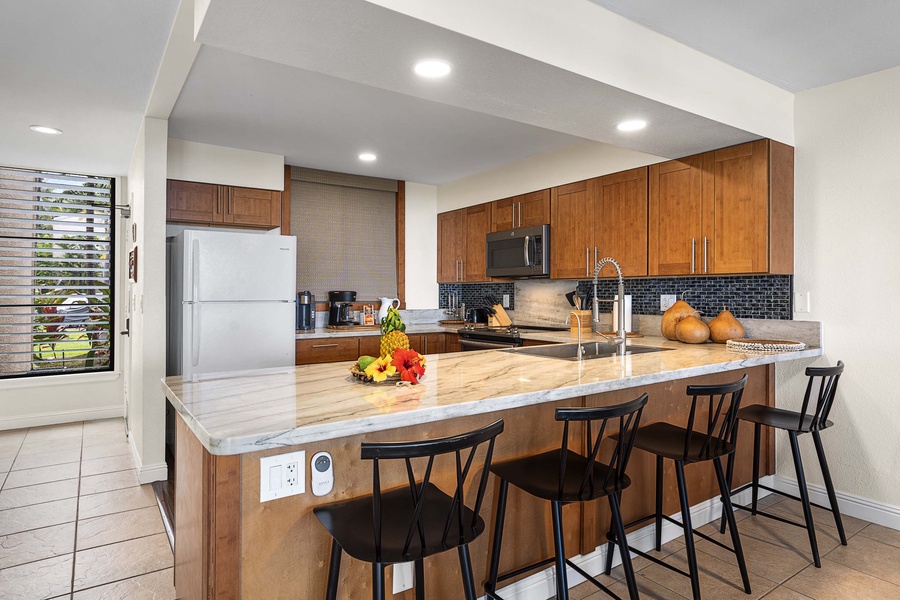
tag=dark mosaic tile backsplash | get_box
[441,276,792,320]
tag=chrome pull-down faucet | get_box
[564,311,584,360]
[592,257,627,353]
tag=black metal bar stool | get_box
[604,375,751,600]
[485,394,648,600]
[313,419,504,600]
[719,361,846,568]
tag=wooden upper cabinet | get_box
[437,211,463,283]
[595,167,648,278]
[491,196,516,231]
[463,203,491,282]
[649,156,704,276]
[550,179,596,279]
[492,190,550,231]
[166,181,223,224]
[167,180,281,230]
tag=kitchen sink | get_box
[504,342,673,361]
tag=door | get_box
[437,211,462,283]
[463,204,491,281]
[518,189,551,228]
[167,180,222,224]
[224,186,282,228]
[185,230,296,302]
[550,179,595,279]
[491,197,516,231]
[595,168,648,277]
[649,156,703,275]
[183,302,295,377]
[703,140,769,274]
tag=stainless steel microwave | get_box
[485,224,550,278]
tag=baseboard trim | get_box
[127,433,168,485]
[0,405,123,431]
[771,474,900,531]
[487,478,774,600]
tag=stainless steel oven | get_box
[485,224,550,278]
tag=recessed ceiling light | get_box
[358,152,377,162]
[616,120,647,132]
[30,125,63,135]
[414,59,452,79]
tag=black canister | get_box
[297,291,315,330]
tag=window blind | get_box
[0,166,114,378]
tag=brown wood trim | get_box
[768,140,794,275]
[281,165,292,235]
[211,455,241,599]
[765,363,776,475]
[396,181,406,309]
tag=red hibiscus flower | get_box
[391,348,426,384]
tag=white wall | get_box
[775,65,900,508]
[404,182,439,309]
[437,140,663,212]
[125,117,169,483]
[167,139,284,190]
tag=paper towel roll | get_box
[612,295,632,333]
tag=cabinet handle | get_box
[703,236,709,273]
[228,190,233,214]
[691,238,696,274]
[461,259,465,281]
[311,343,339,349]
[594,247,598,271]
[518,202,522,228]
[585,247,590,277]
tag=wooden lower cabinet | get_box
[445,333,462,353]
[295,338,359,364]
[423,333,446,354]
[357,335,381,358]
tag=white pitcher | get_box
[377,297,400,323]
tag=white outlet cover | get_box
[794,291,811,313]
[392,562,415,593]
[260,450,305,502]
[660,294,677,311]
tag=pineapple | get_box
[379,307,409,357]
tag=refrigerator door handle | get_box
[191,239,201,303]
[191,303,201,367]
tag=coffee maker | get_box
[327,291,356,326]
[296,291,315,330]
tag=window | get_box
[0,166,115,378]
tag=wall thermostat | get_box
[311,451,334,496]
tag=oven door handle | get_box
[459,338,520,351]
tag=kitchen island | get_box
[163,335,821,600]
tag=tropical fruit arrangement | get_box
[351,307,427,384]
[661,292,745,344]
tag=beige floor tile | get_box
[19,436,83,456]
[595,573,688,599]
[79,470,139,496]
[693,522,812,584]
[81,430,127,449]
[783,558,900,599]
[2,461,81,489]
[77,507,164,551]
[765,498,868,537]
[0,429,27,445]
[0,456,12,473]
[724,511,843,564]
[72,567,174,599]
[73,533,173,591]
[0,522,75,569]
[25,423,83,442]
[0,552,73,599]
[81,442,131,461]
[0,445,21,461]
[822,533,900,587]
[79,455,134,478]
[857,523,900,550]
[12,448,82,471]
[760,587,815,599]
[0,497,78,536]
[77,486,156,520]
[640,545,778,600]
[0,479,80,510]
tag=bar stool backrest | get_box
[800,361,844,431]
[360,419,504,562]
[555,393,649,499]
[683,374,748,461]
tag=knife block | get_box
[569,310,592,336]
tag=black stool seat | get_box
[736,404,833,433]
[629,422,736,463]
[491,449,631,502]
[314,482,484,563]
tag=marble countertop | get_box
[163,336,823,456]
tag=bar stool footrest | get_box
[565,558,624,600]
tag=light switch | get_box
[269,465,282,490]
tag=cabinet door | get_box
[463,203,491,282]
[358,335,382,357]
[703,140,768,274]
[295,337,359,365]
[406,334,425,352]
[167,180,222,224]
[518,189,551,228]
[424,333,446,354]
[491,197,516,231]
[445,333,462,353]
[595,168,648,277]
[225,186,282,228]
[437,211,462,283]
[649,156,703,276]
[550,179,595,279]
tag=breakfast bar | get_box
[163,335,821,600]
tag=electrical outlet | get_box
[660,294,677,311]
[794,291,811,313]
[502,294,510,308]
[260,450,305,502]
[392,562,415,593]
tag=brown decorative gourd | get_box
[709,307,745,343]
[675,315,710,344]
[661,292,699,340]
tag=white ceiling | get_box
[588,0,900,92]
[0,0,179,176]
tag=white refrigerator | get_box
[166,230,296,378]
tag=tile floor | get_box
[0,419,174,600]
[3,419,900,599]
